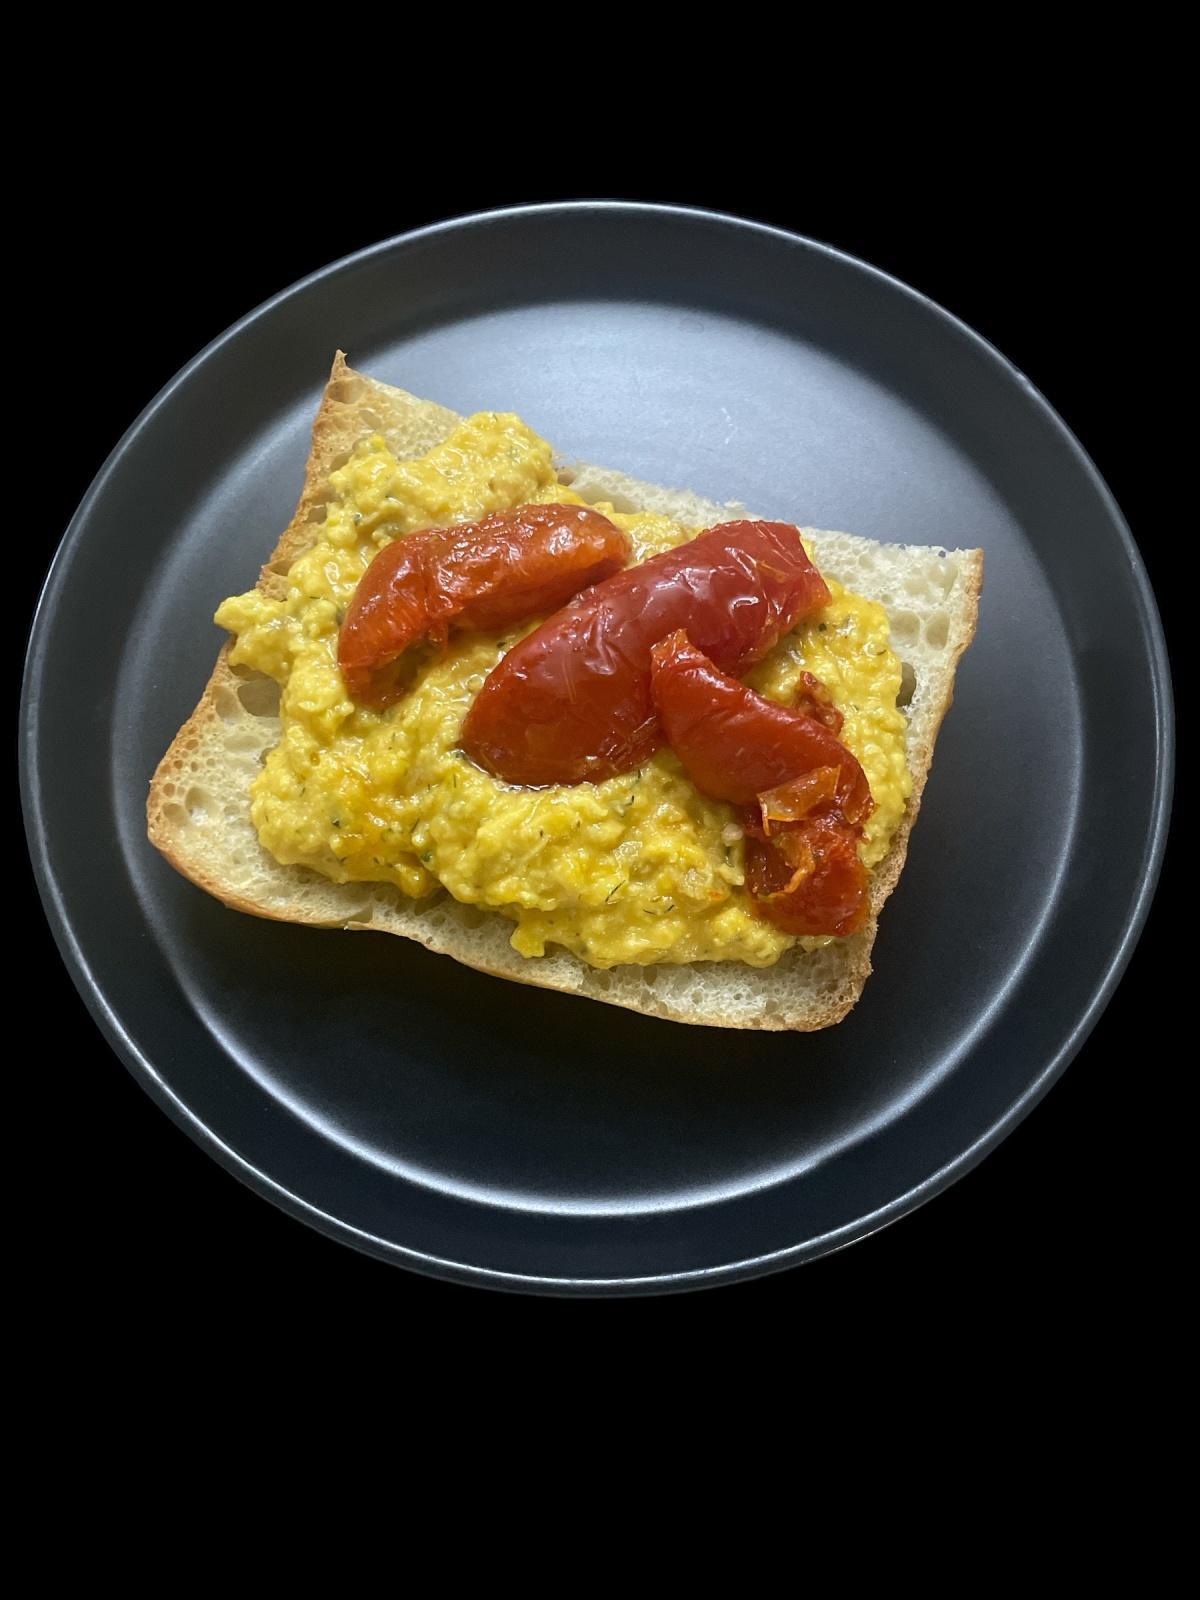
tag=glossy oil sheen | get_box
[21,204,1172,1292]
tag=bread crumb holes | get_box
[184,787,213,823]
[891,610,920,645]
[237,677,281,717]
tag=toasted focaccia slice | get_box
[148,355,982,1030]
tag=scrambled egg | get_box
[216,416,912,968]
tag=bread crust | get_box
[147,356,982,1030]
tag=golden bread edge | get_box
[147,354,982,1031]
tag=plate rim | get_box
[21,200,1175,1295]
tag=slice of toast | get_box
[147,354,982,1030]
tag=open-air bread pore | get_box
[148,355,982,1031]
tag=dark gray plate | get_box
[21,203,1171,1294]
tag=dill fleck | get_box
[605,882,624,903]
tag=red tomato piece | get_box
[757,768,842,833]
[792,671,844,733]
[338,504,630,708]
[744,818,870,938]
[649,630,873,938]
[461,521,832,786]
[646,631,872,825]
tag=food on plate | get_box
[461,519,832,786]
[649,630,872,937]
[147,354,982,1030]
[339,503,629,707]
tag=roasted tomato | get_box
[461,520,831,785]
[338,504,629,708]
[743,817,869,938]
[647,631,872,824]
[756,768,842,832]
[791,671,844,734]
[649,630,872,938]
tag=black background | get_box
[22,123,1176,1337]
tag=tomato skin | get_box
[757,768,841,829]
[461,521,831,786]
[792,671,844,734]
[649,630,873,938]
[647,631,872,824]
[338,504,629,708]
